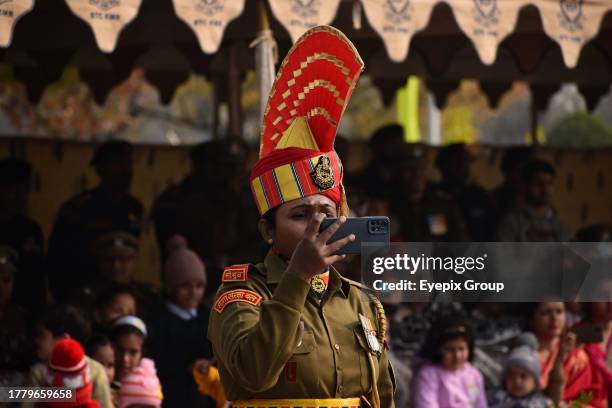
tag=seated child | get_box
[148,241,214,407]
[110,315,162,408]
[488,333,553,408]
[412,315,487,408]
[43,338,100,408]
[28,306,111,408]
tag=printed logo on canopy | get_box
[360,0,435,63]
[173,0,245,54]
[65,0,142,53]
[268,0,341,43]
[0,0,35,47]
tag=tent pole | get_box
[529,94,539,146]
[228,43,242,139]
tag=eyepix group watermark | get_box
[372,278,504,293]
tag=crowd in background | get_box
[0,124,611,407]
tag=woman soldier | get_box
[207,26,395,408]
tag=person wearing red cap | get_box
[208,26,395,408]
[43,338,100,408]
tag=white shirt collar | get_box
[166,302,197,320]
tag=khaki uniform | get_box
[208,252,395,407]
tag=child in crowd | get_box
[488,333,553,408]
[28,305,112,408]
[87,334,120,407]
[110,315,162,408]
[412,315,487,408]
[148,239,215,407]
[44,338,100,408]
[93,285,137,333]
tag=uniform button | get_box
[334,343,340,351]
[337,386,344,394]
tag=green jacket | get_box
[208,251,395,407]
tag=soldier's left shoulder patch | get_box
[214,289,262,313]
[222,264,249,282]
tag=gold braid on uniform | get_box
[367,292,387,349]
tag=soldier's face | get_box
[265,195,337,260]
[99,254,136,285]
[439,338,469,371]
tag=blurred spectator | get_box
[92,285,137,334]
[110,315,163,408]
[0,245,30,386]
[578,301,612,400]
[88,231,156,317]
[28,305,112,408]
[488,333,553,408]
[151,140,260,299]
[412,314,487,407]
[148,239,214,408]
[496,160,568,242]
[523,302,606,406]
[388,143,469,241]
[357,124,405,193]
[491,147,534,217]
[0,158,46,316]
[86,335,119,407]
[432,143,495,241]
[47,141,143,303]
[43,338,100,408]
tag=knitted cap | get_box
[46,338,100,408]
[117,358,163,408]
[504,344,541,383]
[163,240,206,294]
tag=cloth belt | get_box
[231,397,361,408]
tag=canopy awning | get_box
[1,0,611,108]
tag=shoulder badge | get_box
[213,289,262,313]
[222,264,249,282]
[310,155,335,190]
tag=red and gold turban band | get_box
[250,26,364,216]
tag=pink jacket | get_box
[413,362,487,408]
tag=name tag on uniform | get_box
[359,314,381,353]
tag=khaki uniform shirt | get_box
[208,252,395,407]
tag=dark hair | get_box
[262,206,279,228]
[521,160,556,183]
[518,302,565,330]
[95,284,137,310]
[500,147,533,174]
[40,305,91,344]
[421,315,475,364]
[435,143,467,171]
[86,334,112,356]
[369,125,404,150]
[90,140,133,168]
[0,158,32,186]
[110,323,146,343]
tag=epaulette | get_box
[221,264,250,283]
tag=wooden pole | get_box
[227,43,242,139]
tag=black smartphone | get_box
[571,324,604,344]
[319,216,390,255]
